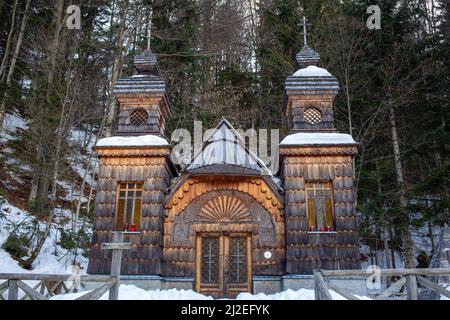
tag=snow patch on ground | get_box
[1,112,28,143]
[96,135,169,147]
[51,285,214,300]
[50,285,372,300]
[0,198,90,275]
[237,288,371,300]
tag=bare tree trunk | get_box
[28,0,66,203]
[388,97,414,268]
[6,0,32,84]
[0,0,32,131]
[375,158,393,284]
[104,0,129,137]
[0,0,19,80]
[22,0,66,269]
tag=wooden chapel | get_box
[88,25,360,298]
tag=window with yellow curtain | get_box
[115,183,143,230]
[306,182,334,232]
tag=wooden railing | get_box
[314,268,450,300]
[0,274,115,300]
[0,232,131,300]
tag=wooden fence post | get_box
[101,232,132,301]
[314,270,333,300]
[8,280,18,300]
[406,275,418,300]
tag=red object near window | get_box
[319,226,326,232]
[130,225,136,232]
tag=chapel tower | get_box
[279,18,360,273]
[87,28,176,275]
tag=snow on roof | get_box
[293,65,333,77]
[96,135,169,147]
[280,132,356,146]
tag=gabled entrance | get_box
[195,233,252,298]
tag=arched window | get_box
[129,109,149,125]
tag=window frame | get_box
[115,182,144,231]
[305,181,336,233]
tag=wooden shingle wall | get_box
[281,145,360,274]
[87,147,174,275]
[117,105,164,135]
[285,94,336,131]
[114,94,170,136]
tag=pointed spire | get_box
[133,16,160,75]
[147,19,152,51]
[296,16,320,68]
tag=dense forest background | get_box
[0,0,448,271]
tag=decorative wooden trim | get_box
[247,235,253,293]
[165,176,283,222]
[96,147,171,157]
[284,94,337,116]
[280,145,357,156]
[195,235,201,292]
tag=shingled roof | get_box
[112,48,169,99]
[296,45,320,68]
[184,118,282,190]
[284,73,339,95]
[134,49,160,75]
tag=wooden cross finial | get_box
[300,16,311,46]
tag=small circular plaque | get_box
[264,251,272,259]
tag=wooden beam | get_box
[17,280,47,300]
[8,280,18,300]
[324,279,359,300]
[100,243,133,250]
[320,268,450,277]
[20,280,44,300]
[0,281,8,294]
[406,275,418,300]
[416,276,450,299]
[0,273,112,282]
[75,282,114,300]
[374,277,406,300]
[107,232,127,300]
[0,281,8,300]
[314,270,332,300]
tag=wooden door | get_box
[196,233,252,298]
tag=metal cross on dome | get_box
[145,17,156,51]
[299,16,312,46]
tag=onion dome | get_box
[296,45,320,69]
[114,49,165,95]
[133,49,160,76]
[285,65,339,95]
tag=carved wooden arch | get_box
[169,190,278,245]
[164,175,284,224]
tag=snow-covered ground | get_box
[50,285,372,301]
[0,112,28,144]
[0,198,90,274]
